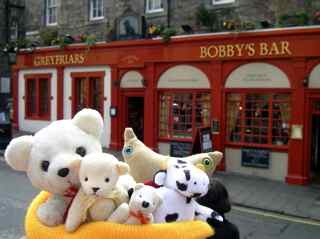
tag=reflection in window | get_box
[159,92,211,139]
[226,93,290,146]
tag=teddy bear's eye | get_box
[76,146,87,157]
[41,161,50,172]
[84,177,88,182]
[105,178,110,183]
[194,182,197,185]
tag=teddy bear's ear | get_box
[5,135,34,172]
[134,183,144,191]
[124,128,137,142]
[117,162,130,175]
[153,170,167,186]
[72,108,104,139]
[208,151,223,167]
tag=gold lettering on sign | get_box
[33,53,86,66]
[200,41,292,59]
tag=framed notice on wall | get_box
[241,148,270,169]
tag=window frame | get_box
[224,89,292,151]
[212,0,235,5]
[89,0,104,21]
[146,0,164,14]
[24,74,52,121]
[46,0,58,26]
[158,89,211,142]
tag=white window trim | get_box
[212,0,235,5]
[46,0,58,26]
[146,0,164,14]
[90,0,105,21]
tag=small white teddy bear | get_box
[124,184,162,225]
[65,153,133,232]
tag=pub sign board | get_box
[199,127,213,153]
[170,141,193,157]
[241,148,270,169]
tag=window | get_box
[25,74,51,120]
[46,0,58,25]
[212,0,235,5]
[90,0,104,20]
[226,93,291,147]
[159,92,211,140]
[146,0,163,13]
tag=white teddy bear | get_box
[153,159,223,224]
[124,183,162,225]
[65,153,134,232]
[5,109,104,226]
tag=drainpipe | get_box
[167,0,171,28]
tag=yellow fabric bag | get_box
[25,192,214,239]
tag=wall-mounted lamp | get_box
[110,106,117,117]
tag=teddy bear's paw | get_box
[37,204,64,226]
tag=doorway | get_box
[126,97,144,141]
[310,100,320,183]
[72,73,104,116]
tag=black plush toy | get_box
[197,179,240,239]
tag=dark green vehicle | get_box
[0,94,12,149]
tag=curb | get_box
[232,202,320,223]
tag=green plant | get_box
[279,12,309,27]
[195,4,217,32]
[39,28,58,46]
[160,27,177,43]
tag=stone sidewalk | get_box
[214,171,320,221]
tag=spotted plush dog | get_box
[153,159,223,223]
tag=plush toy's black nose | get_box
[142,201,150,208]
[57,168,69,177]
[92,187,100,193]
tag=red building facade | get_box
[12,27,320,185]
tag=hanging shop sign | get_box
[200,41,292,59]
[33,53,86,66]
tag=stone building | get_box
[0,0,25,96]
[24,0,320,43]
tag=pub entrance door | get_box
[126,96,144,141]
[72,72,104,116]
[310,99,320,183]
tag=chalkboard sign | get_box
[241,148,270,169]
[199,127,213,153]
[170,141,193,157]
[192,127,213,154]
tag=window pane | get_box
[26,80,36,116]
[195,93,211,128]
[226,94,242,142]
[39,79,50,116]
[272,94,290,145]
[76,78,87,113]
[90,77,103,115]
[159,94,171,138]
